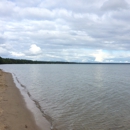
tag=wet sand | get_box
[0,69,50,130]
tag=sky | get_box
[0,0,130,62]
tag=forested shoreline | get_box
[0,57,129,64]
[0,57,75,64]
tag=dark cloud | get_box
[0,37,5,44]
[101,0,129,11]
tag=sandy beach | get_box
[0,69,50,130]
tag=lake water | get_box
[1,64,130,130]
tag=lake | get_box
[1,64,130,130]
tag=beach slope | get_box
[0,69,41,130]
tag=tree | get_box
[0,57,3,64]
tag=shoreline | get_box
[0,69,51,130]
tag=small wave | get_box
[12,73,57,130]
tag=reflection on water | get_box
[1,64,130,130]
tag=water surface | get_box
[1,64,130,130]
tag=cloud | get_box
[101,0,129,11]
[0,46,7,54]
[27,44,42,56]
[0,0,130,62]
[0,37,5,44]
[0,0,15,17]
[11,52,25,57]
[0,46,10,57]
[91,50,108,62]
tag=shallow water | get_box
[1,64,130,130]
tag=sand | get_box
[0,69,51,130]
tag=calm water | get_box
[1,64,130,130]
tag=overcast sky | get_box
[0,0,130,62]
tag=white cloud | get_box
[91,50,110,62]
[11,52,25,57]
[28,44,42,55]
[94,50,104,62]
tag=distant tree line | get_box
[0,57,35,64]
[0,56,76,64]
[1,56,128,64]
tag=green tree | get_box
[0,57,3,64]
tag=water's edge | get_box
[5,70,55,130]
